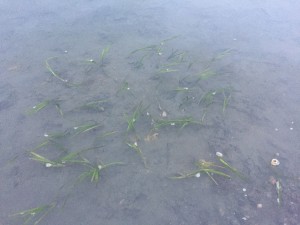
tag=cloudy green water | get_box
[1,1,299,224]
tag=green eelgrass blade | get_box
[30,140,51,152]
[126,102,145,132]
[77,160,124,184]
[100,46,110,65]
[72,122,102,136]
[218,157,245,180]
[116,81,135,96]
[27,100,50,115]
[77,99,109,112]
[170,168,230,181]
[27,98,62,115]
[173,87,191,92]
[160,35,180,45]
[154,117,201,129]
[11,203,56,225]
[129,45,157,55]
[199,90,217,106]
[55,103,63,117]
[127,142,147,168]
[196,68,217,80]
[97,130,118,139]
[157,68,178,74]
[30,152,64,167]
[222,91,231,113]
[212,48,233,61]
[45,57,68,83]
[200,168,231,178]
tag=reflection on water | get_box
[1,0,300,224]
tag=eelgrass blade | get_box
[218,157,245,179]
[30,140,51,152]
[126,102,144,132]
[222,91,231,113]
[212,48,232,61]
[45,57,68,83]
[11,203,56,225]
[154,117,201,129]
[72,123,102,136]
[129,45,157,55]
[78,161,124,184]
[27,100,50,115]
[200,168,231,179]
[55,103,64,117]
[30,152,64,167]
[100,46,110,65]
[157,68,178,74]
[127,142,147,168]
[196,68,216,80]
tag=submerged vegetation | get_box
[13,36,251,224]
[171,154,244,185]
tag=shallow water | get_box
[1,1,300,224]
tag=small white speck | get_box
[98,165,102,170]
[244,194,247,197]
[275,128,279,131]
[170,123,175,126]
[45,163,52,168]
[73,127,78,130]
[233,38,237,41]
[212,92,216,95]
[146,112,150,116]
[88,59,94,62]
[127,87,130,90]
[134,141,138,146]
[257,203,263,208]
[242,188,246,192]
[33,106,36,109]
[216,152,223,157]
[290,127,293,130]
[242,217,247,221]
[64,50,68,53]
[183,87,189,90]
[291,121,294,124]
[44,133,49,137]
[195,173,201,178]
[158,52,162,56]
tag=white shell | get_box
[271,159,280,166]
[195,173,201,178]
[216,152,223,157]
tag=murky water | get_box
[1,1,300,224]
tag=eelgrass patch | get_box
[126,102,147,132]
[171,155,245,185]
[77,159,124,184]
